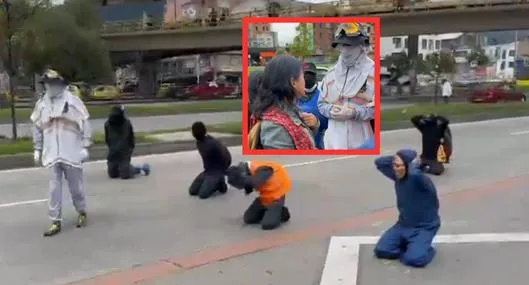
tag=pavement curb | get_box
[0,136,242,171]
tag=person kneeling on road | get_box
[189,121,232,199]
[226,161,291,230]
[105,105,150,179]
[411,114,452,175]
[373,149,441,268]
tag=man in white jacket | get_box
[31,69,92,237]
[317,23,375,149]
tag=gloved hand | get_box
[33,150,41,165]
[330,104,355,121]
[80,148,89,162]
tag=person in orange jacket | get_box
[226,161,291,230]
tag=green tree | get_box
[467,49,490,66]
[289,23,313,59]
[17,0,112,83]
[425,51,456,74]
[383,52,411,78]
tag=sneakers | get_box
[142,163,151,176]
[43,221,61,237]
[44,212,86,237]
[76,212,87,228]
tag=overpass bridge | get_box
[101,0,529,56]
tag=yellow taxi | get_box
[92,85,121,100]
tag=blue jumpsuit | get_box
[373,149,441,268]
[297,89,328,149]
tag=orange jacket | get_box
[249,160,292,206]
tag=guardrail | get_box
[100,0,526,35]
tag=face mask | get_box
[45,83,65,98]
[304,73,317,93]
[338,45,364,67]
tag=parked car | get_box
[68,85,82,98]
[468,83,527,103]
[183,81,239,100]
[92,85,121,100]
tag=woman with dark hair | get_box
[249,55,319,150]
[248,71,264,132]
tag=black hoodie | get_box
[192,121,232,174]
[104,106,135,160]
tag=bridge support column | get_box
[135,55,158,97]
[407,34,419,95]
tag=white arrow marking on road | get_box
[319,233,529,285]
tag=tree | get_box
[383,52,411,79]
[467,49,490,66]
[425,52,456,74]
[424,52,456,104]
[289,23,313,59]
[17,0,112,83]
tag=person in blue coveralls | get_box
[373,149,441,268]
[297,62,328,149]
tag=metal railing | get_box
[100,0,527,35]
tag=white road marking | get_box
[1,115,528,209]
[0,199,47,209]
[319,237,361,285]
[1,115,527,175]
[510,130,529,136]
[319,232,529,285]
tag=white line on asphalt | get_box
[319,232,529,285]
[0,199,47,209]
[0,151,392,210]
[319,236,361,285]
[2,115,526,176]
[510,130,529,136]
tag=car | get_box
[316,66,329,90]
[183,81,239,100]
[92,85,121,100]
[468,83,527,103]
[68,85,82,98]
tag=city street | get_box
[0,116,528,284]
[0,102,411,137]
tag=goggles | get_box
[334,23,365,38]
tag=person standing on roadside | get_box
[31,69,91,237]
[441,79,452,104]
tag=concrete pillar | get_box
[407,34,419,95]
[135,55,158,97]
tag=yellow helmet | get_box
[332,23,369,48]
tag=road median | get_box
[0,102,527,170]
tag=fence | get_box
[100,0,526,35]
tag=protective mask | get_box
[338,45,364,67]
[304,73,317,93]
[45,83,65,98]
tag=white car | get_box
[316,66,329,90]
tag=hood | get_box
[395,149,418,171]
[108,106,125,125]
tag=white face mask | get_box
[338,45,364,67]
[44,83,65,98]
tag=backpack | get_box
[248,120,263,150]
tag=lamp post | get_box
[1,0,17,140]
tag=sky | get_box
[271,23,299,46]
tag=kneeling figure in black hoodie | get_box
[104,106,150,179]
[189,121,232,199]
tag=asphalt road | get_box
[0,103,411,138]
[0,116,528,285]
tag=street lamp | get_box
[1,0,18,140]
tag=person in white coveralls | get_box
[31,69,92,237]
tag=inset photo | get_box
[242,17,381,156]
